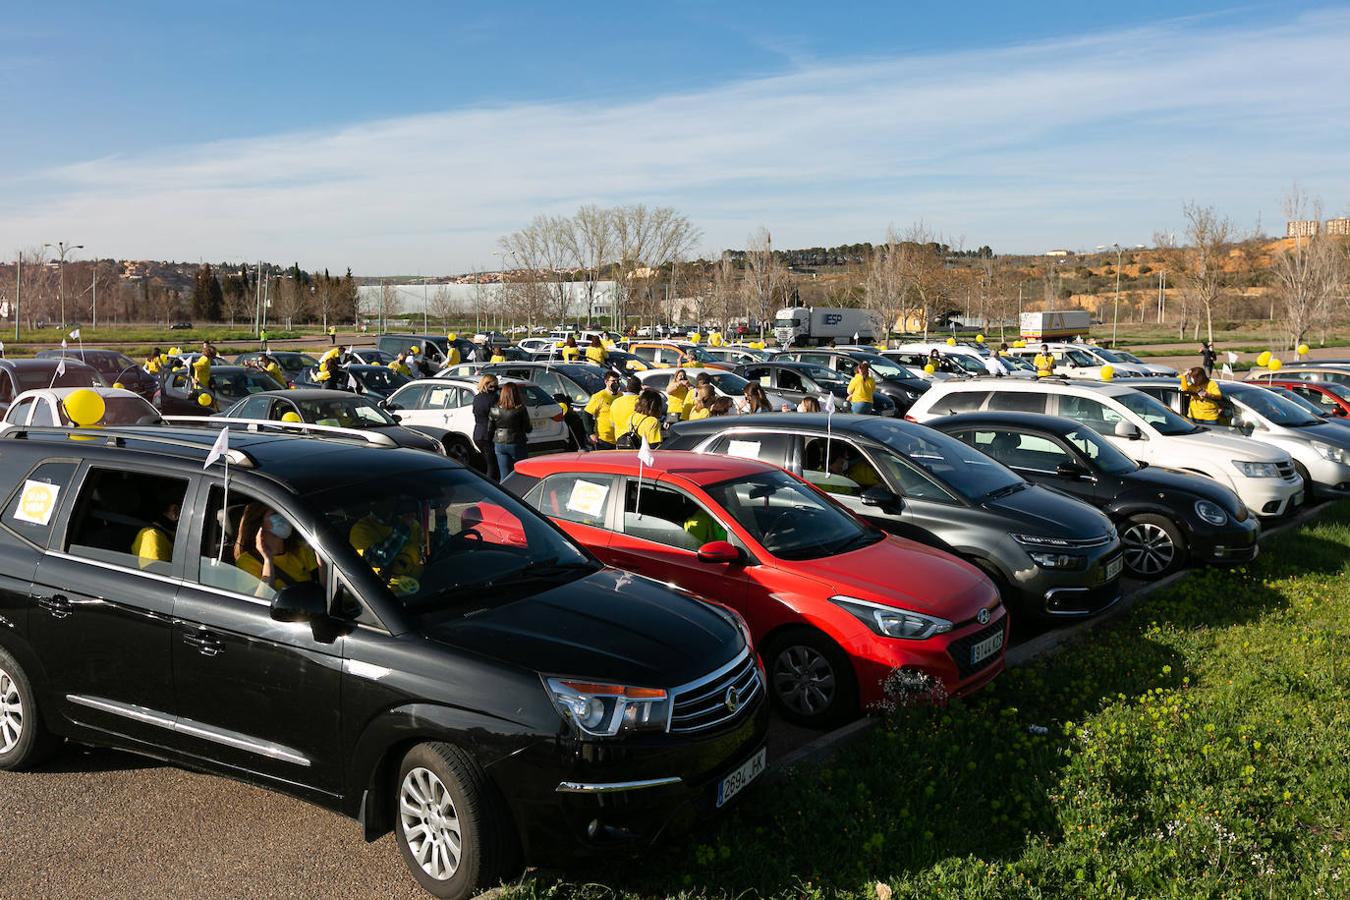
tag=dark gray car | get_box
[665,414,1123,621]
[218,389,449,456]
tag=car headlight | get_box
[1010,532,1078,548]
[1026,551,1084,569]
[1194,500,1229,526]
[1312,441,1348,464]
[1231,460,1280,478]
[544,677,671,738]
[830,595,952,640]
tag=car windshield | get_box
[704,470,881,561]
[316,467,594,612]
[868,422,1025,501]
[562,367,605,395]
[295,396,396,427]
[278,354,319,373]
[1268,387,1329,417]
[852,354,909,379]
[687,346,717,363]
[1062,426,1138,475]
[1003,356,1036,371]
[1235,388,1321,427]
[947,354,987,374]
[356,367,410,392]
[1115,391,1200,435]
[59,395,159,426]
[795,363,848,385]
[213,370,280,401]
[17,367,100,390]
[774,317,801,328]
[61,353,136,378]
[706,371,750,393]
[1064,348,1098,367]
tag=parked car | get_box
[169,320,194,330]
[1094,348,1177,376]
[296,364,412,401]
[347,347,397,366]
[0,425,767,899]
[213,389,448,456]
[633,368,792,413]
[506,451,1006,725]
[0,359,104,418]
[153,365,277,416]
[771,348,932,413]
[736,361,897,415]
[626,342,736,372]
[1257,378,1350,418]
[664,414,1123,621]
[1245,364,1350,387]
[1130,378,1350,499]
[33,349,156,399]
[701,346,772,366]
[233,351,321,386]
[881,349,985,379]
[0,386,162,432]
[376,333,476,368]
[1004,343,1147,379]
[1255,383,1350,432]
[929,412,1259,578]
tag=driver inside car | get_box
[233,502,320,595]
[349,500,427,590]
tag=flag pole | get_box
[217,454,230,563]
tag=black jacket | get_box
[472,389,497,442]
[489,404,532,445]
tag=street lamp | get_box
[1111,243,1122,347]
[43,241,83,329]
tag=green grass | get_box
[514,503,1350,898]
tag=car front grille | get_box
[1277,461,1298,482]
[946,620,1006,679]
[669,649,762,735]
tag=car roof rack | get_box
[1,425,258,467]
[162,415,399,447]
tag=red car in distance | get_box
[505,451,1007,727]
[1262,379,1350,419]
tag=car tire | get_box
[1293,461,1315,504]
[393,741,517,900]
[762,628,857,728]
[0,647,59,771]
[1120,513,1187,580]
[442,436,483,472]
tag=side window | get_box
[29,401,57,427]
[394,384,430,409]
[801,437,883,497]
[707,432,793,468]
[64,469,190,575]
[621,481,726,550]
[0,373,13,403]
[4,460,78,547]
[986,392,1047,414]
[233,395,271,419]
[798,353,832,368]
[6,396,35,424]
[1058,395,1124,434]
[778,370,805,392]
[932,390,989,415]
[424,385,461,409]
[533,371,565,398]
[1297,387,1337,411]
[535,473,613,528]
[745,366,771,386]
[970,430,1070,472]
[196,486,321,601]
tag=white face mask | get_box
[267,514,293,540]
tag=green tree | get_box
[190,264,224,321]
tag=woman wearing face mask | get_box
[234,502,319,593]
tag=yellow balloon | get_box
[1268,358,1283,372]
[446,332,457,340]
[197,392,214,408]
[64,389,106,427]
[410,346,421,354]
[112,382,125,390]
[1256,351,1271,367]
[1100,364,1115,381]
[946,337,957,346]
[975,334,986,343]
[280,411,303,422]
[923,363,937,374]
[688,332,701,343]
[1297,343,1310,357]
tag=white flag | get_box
[1221,363,1234,379]
[1226,351,1238,364]
[822,392,837,414]
[852,332,859,343]
[203,427,230,469]
[61,338,67,349]
[637,435,655,467]
[69,328,81,340]
[55,357,65,376]
[348,373,360,392]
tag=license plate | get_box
[716,747,766,808]
[1105,557,1123,580]
[971,630,1004,666]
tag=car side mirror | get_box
[697,541,742,565]
[1336,408,1348,417]
[270,582,327,623]
[391,413,403,423]
[1056,461,1090,479]
[860,485,904,513]
[1113,421,1142,440]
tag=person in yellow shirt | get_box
[444,343,461,366]
[609,376,642,441]
[683,509,727,545]
[561,337,581,362]
[349,507,425,583]
[1181,366,1224,423]
[1033,344,1057,377]
[489,345,507,364]
[584,370,622,448]
[131,489,181,569]
[666,369,694,420]
[388,352,412,377]
[233,504,320,595]
[191,344,216,391]
[585,336,607,366]
[144,347,165,375]
[688,383,717,420]
[629,390,664,447]
[847,362,876,414]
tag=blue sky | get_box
[3,1,1348,273]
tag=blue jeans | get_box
[851,401,873,415]
[495,441,528,479]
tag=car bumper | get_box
[1300,457,1350,497]
[1233,476,1303,518]
[1187,515,1261,565]
[850,607,1008,708]
[1009,543,1124,617]
[491,695,771,866]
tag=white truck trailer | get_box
[773,307,879,347]
[1019,310,1092,341]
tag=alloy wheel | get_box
[399,766,463,881]
[1122,522,1176,577]
[0,667,23,755]
[772,645,837,716]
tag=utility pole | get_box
[92,263,97,329]
[14,253,20,341]
[1112,242,1122,347]
[44,241,83,328]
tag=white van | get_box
[906,379,1305,518]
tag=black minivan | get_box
[0,425,767,899]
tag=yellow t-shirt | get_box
[236,544,320,588]
[667,384,693,420]
[132,525,173,568]
[1181,375,1222,421]
[264,362,287,388]
[585,346,607,366]
[847,374,875,403]
[584,389,619,444]
[561,346,581,362]
[320,347,342,363]
[445,347,461,366]
[191,355,212,388]
[145,355,163,375]
[610,393,640,437]
[848,460,881,488]
[683,511,727,545]
[490,353,507,363]
[631,412,663,447]
[689,406,712,421]
[349,517,424,580]
[1033,353,1056,377]
[389,361,412,377]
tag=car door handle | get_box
[182,631,224,657]
[37,595,72,619]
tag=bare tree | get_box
[1272,189,1340,350]
[864,230,906,341]
[709,253,740,332]
[742,228,789,339]
[569,205,614,323]
[1175,203,1234,344]
[499,214,578,326]
[610,205,700,328]
[895,223,948,339]
[427,286,455,328]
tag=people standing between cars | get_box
[489,382,532,478]
[666,369,694,421]
[472,374,500,481]
[848,361,876,414]
[388,352,412,377]
[234,502,319,595]
[798,395,821,413]
[584,370,622,449]
[984,353,1009,377]
[191,343,216,392]
[1201,342,1218,376]
[561,336,581,362]
[628,389,665,448]
[1034,344,1056,378]
[709,397,736,417]
[689,383,718,420]
[610,375,643,443]
[131,487,181,569]
[144,347,165,376]
[1181,366,1224,424]
[585,335,607,366]
[739,382,773,414]
[261,354,287,388]
[489,345,508,364]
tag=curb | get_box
[769,500,1332,774]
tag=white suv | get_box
[907,379,1305,518]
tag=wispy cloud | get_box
[4,9,1348,272]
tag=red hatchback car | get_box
[505,452,1007,727]
[1263,379,1350,419]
